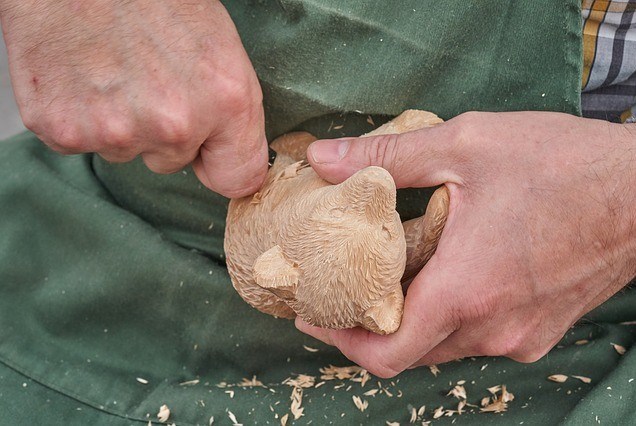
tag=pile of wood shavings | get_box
[149,329,632,424]
[480,385,515,414]
[383,381,516,424]
[211,364,517,425]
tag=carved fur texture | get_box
[224,110,448,334]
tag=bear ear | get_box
[361,290,404,335]
[337,166,397,224]
[253,245,300,300]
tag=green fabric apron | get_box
[4,1,634,425]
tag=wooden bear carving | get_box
[224,110,449,334]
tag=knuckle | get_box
[499,331,528,357]
[474,339,510,358]
[50,123,84,152]
[445,111,484,150]
[509,323,561,363]
[101,118,135,150]
[453,110,485,128]
[365,133,400,170]
[155,106,195,146]
[216,71,263,113]
[479,327,532,359]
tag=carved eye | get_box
[330,207,346,218]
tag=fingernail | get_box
[310,139,350,164]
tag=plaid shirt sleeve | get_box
[581,0,636,123]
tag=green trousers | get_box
[3,1,634,424]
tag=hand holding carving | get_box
[298,111,636,378]
[224,110,448,334]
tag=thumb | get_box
[193,107,268,198]
[307,126,458,188]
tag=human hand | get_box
[296,111,636,378]
[0,0,267,197]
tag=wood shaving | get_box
[429,365,440,377]
[612,343,627,355]
[480,364,488,371]
[275,161,310,181]
[575,339,589,345]
[290,386,305,420]
[352,395,368,412]
[363,388,379,396]
[548,374,569,383]
[225,390,235,398]
[239,376,265,388]
[447,385,467,400]
[250,192,263,205]
[283,374,316,389]
[157,404,170,423]
[367,116,375,126]
[620,321,636,325]
[350,369,371,387]
[179,379,200,386]
[433,406,445,419]
[417,405,426,416]
[480,385,514,414]
[501,387,515,403]
[319,365,364,381]
[280,413,289,426]
[227,411,241,426]
[217,376,266,390]
[480,399,507,414]
[209,416,214,425]
[572,375,592,384]
[136,377,148,385]
[361,372,370,387]
[487,385,501,395]
[409,406,417,423]
[303,345,319,352]
[386,422,399,426]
